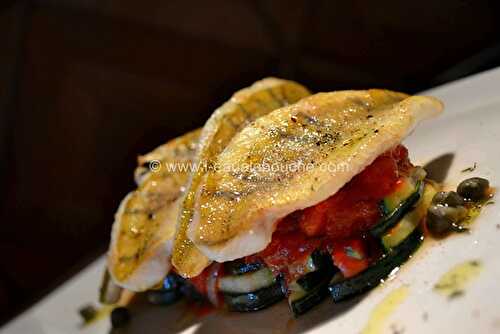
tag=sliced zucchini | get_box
[381,177,419,214]
[288,254,337,316]
[295,251,334,291]
[329,228,423,302]
[146,274,184,305]
[161,273,183,291]
[218,267,275,294]
[224,280,286,312]
[147,289,182,305]
[288,274,332,316]
[371,180,424,237]
[382,183,438,249]
[224,261,264,276]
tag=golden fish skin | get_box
[108,129,199,291]
[134,129,201,185]
[172,78,311,278]
[188,90,443,263]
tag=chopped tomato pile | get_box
[190,145,412,292]
[247,145,412,281]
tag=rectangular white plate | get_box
[3,67,500,334]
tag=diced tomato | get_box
[299,151,400,239]
[246,145,411,282]
[331,238,369,278]
[324,200,381,240]
[250,217,322,281]
[299,201,329,237]
[387,144,412,174]
[189,267,210,296]
[347,155,399,200]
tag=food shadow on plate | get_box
[110,293,364,334]
[192,295,364,334]
[423,153,454,183]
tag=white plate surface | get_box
[3,68,500,334]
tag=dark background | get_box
[1,0,499,325]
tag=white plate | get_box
[3,68,500,334]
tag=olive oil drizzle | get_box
[433,260,482,299]
[362,286,409,334]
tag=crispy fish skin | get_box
[188,90,443,263]
[134,129,201,185]
[108,129,200,291]
[172,78,311,278]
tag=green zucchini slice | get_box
[288,251,337,316]
[224,261,265,276]
[381,183,437,249]
[371,180,424,237]
[288,274,333,316]
[223,279,286,312]
[218,267,275,294]
[329,228,423,302]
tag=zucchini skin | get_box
[289,251,337,316]
[147,274,185,306]
[289,274,332,316]
[218,267,275,294]
[162,273,183,290]
[147,289,182,305]
[224,261,265,276]
[371,181,423,237]
[329,228,423,302]
[224,279,286,312]
[296,251,335,291]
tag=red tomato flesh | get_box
[248,145,411,282]
[189,267,210,296]
[331,238,369,278]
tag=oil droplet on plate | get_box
[362,285,409,334]
[433,260,482,299]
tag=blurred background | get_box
[1,0,500,325]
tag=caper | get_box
[147,289,181,305]
[431,191,465,207]
[426,205,468,237]
[79,304,97,323]
[110,307,131,328]
[457,177,490,201]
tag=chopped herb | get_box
[461,162,477,173]
[448,290,464,299]
[79,304,97,323]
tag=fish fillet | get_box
[172,78,311,277]
[188,90,443,263]
[108,129,200,291]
